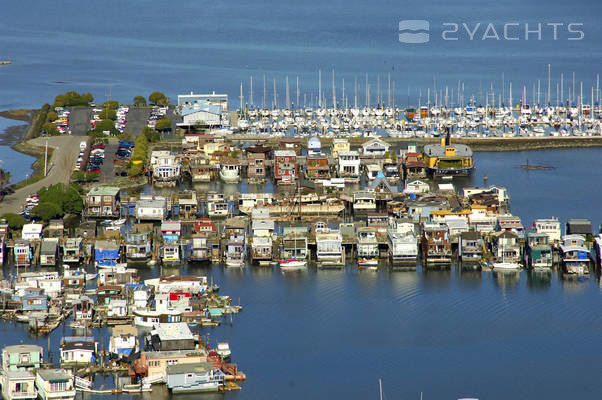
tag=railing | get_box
[10,391,37,399]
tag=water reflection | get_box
[492,270,521,290]
[526,270,552,290]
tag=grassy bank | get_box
[0,109,34,122]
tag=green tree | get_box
[155,118,171,131]
[89,119,118,136]
[42,122,60,136]
[47,111,58,122]
[53,91,94,108]
[103,100,119,110]
[1,213,26,230]
[133,96,147,106]
[63,185,84,213]
[31,202,62,221]
[148,91,168,106]
[142,126,160,142]
[99,108,117,120]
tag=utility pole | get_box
[44,139,48,177]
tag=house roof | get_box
[36,369,72,382]
[180,102,222,116]
[3,344,43,354]
[87,186,120,197]
[151,322,194,341]
[167,362,216,375]
[369,175,396,193]
[22,224,43,235]
[252,219,275,231]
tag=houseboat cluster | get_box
[4,98,602,399]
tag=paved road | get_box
[0,136,86,215]
[69,107,91,136]
[125,108,151,137]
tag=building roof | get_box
[252,219,274,231]
[180,102,222,117]
[423,143,473,157]
[41,238,59,254]
[22,224,43,235]
[151,322,194,341]
[87,186,120,197]
[144,349,206,359]
[308,136,321,149]
[61,340,96,352]
[3,344,43,354]
[274,149,296,157]
[36,369,72,382]
[167,362,216,375]
[3,370,35,379]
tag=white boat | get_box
[219,162,240,183]
[215,342,231,360]
[112,218,126,226]
[279,259,307,271]
[492,261,520,270]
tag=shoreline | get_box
[0,108,49,190]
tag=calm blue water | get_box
[2,149,602,400]
[2,1,602,399]
[0,0,601,109]
[0,117,36,184]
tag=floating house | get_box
[526,232,553,270]
[361,138,390,157]
[337,151,360,182]
[421,222,452,264]
[353,190,376,212]
[316,230,344,268]
[85,186,120,218]
[281,227,309,264]
[21,224,42,241]
[1,370,37,400]
[166,362,224,393]
[109,325,139,362]
[94,240,120,268]
[2,345,43,371]
[39,238,59,267]
[331,138,350,158]
[246,152,266,183]
[273,150,297,185]
[560,234,590,274]
[388,223,418,264]
[147,323,196,352]
[423,136,474,176]
[305,153,330,181]
[13,241,32,267]
[135,195,168,221]
[458,231,483,262]
[34,369,75,400]
[62,238,83,264]
[404,179,430,194]
[534,218,561,243]
[161,221,181,263]
[356,227,379,267]
[59,337,97,367]
[150,151,181,187]
[125,228,152,263]
[207,192,228,218]
[493,230,521,263]
[219,157,241,183]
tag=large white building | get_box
[176,92,228,127]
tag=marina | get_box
[1,0,602,398]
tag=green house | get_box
[2,345,43,371]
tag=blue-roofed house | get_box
[177,99,224,127]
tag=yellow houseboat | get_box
[422,132,474,176]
